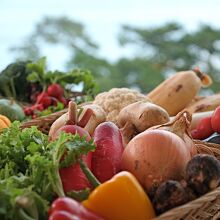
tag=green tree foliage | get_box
[119,22,220,92]
[10,17,220,93]
[10,16,98,61]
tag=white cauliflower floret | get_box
[93,88,150,124]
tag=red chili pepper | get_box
[49,197,105,220]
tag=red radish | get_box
[59,153,92,192]
[32,103,44,112]
[92,122,124,183]
[36,92,49,103]
[39,96,53,108]
[55,124,92,192]
[23,106,33,116]
[47,83,64,98]
[53,125,91,142]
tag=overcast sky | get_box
[1,0,220,70]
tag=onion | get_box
[150,111,197,157]
[121,129,191,192]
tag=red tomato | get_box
[192,116,214,140]
[211,106,220,133]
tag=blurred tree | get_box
[10,17,220,93]
[118,22,220,92]
[10,16,116,90]
[10,16,98,62]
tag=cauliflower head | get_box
[93,88,150,124]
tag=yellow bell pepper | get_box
[82,171,155,220]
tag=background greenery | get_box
[9,16,220,94]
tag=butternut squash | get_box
[147,68,212,116]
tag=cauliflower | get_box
[93,88,150,124]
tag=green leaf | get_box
[59,135,96,168]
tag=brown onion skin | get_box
[121,130,191,192]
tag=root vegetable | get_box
[78,104,106,136]
[185,154,220,196]
[47,83,64,98]
[150,111,197,157]
[153,180,189,214]
[118,101,169,144]
[49,102,106,140]
[54,124,93,192]
[121,129,191,192]
[92,122,124,182]
[49,101,77,140]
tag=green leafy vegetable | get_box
[0,122,96,219]
[0,61,32,101]
[26,57,98,102]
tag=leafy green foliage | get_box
[0,61,32,101]
[0,122,96,220]
[27,57,98,101]
[59,135,95,168]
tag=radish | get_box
[92,122,124,182]
[36,92,49,103]
[40,96,53,108]
[56,125,92,192]
[47,83,64,98]
[51,102,95,193]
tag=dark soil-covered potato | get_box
[185,154,220,196]
[153,180,189,214]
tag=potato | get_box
[118,101,169,144]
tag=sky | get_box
[0,0,220,70]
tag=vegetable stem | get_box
[17,209,36,220]
[79,158,100,188]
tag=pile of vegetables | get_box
[1,65,220,220]
[0,57,98,120]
